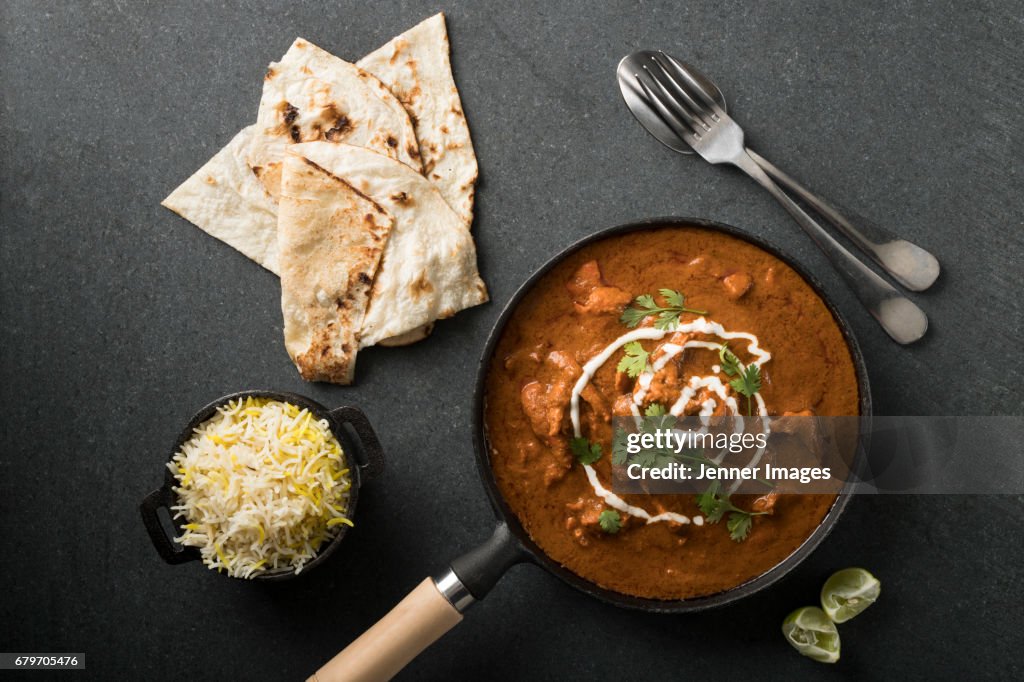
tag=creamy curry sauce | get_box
[484,227,860,599]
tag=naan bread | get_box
[162,18,478,276]
[290,142,488,347]
[161,21,484,354]
[250,38,422,203]
[376,322,434,347]
[161,126,282,273]
[278,154,394,384]
[358,13,478,226]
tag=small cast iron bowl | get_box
[139,389,384,581]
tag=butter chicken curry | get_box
[484,227,860,599]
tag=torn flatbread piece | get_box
[290,142,488,347]
[277,154,394,384]
[376,322,434,347]
[250,38,421,203]
[161,126,282,273]
[358,13,478,226]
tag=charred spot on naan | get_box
[319,105,352,141]
[295,327,355,384]
[251,163,284,203]
[410,273,434,298]
[388,38,410,64]
[270,101,302,143]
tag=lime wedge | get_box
[821,568,881,623]
[782,606,840,663]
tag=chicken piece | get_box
[638,361,683,408]
[521,381,559,438]
[521,349,612,445]
[503,347,542,374]
[521,351,612,481]
[544,458,572,487]
[633,334,691,410]
[547,351,610,424]
[678,387,720,415]
[773,408,820,452]
[612,393,636,417]
[723,271,752,299]
[518,387,573,481]
[518,351,580,440]
[663,331,692,349]
[566,260,632,315]
[579,286,633,315]
[564,497,610,546]
[566,260,603,300]
[752,492,778,514]
[544,351,577,409]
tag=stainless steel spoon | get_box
[617,50,929,344]
[617,52,940,293]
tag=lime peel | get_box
[782,606,840,664]
[821,568,881,624]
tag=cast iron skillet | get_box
[140,389,384,581]
[313,217,873,681]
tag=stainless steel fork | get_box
[633,52,928,344]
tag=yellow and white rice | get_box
[168,396,353,578]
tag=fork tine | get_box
[634,73,701,142]
[648,54,717,127]
[637,66,706,140]
[658,51,727,119]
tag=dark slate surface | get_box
[1,1,1022,679]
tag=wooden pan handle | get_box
[308,578,463,682]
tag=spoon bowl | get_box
[618,51,726,155]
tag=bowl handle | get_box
[139,487,200,565]
[330,406,385,482]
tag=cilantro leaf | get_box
[745,364,762,393]
[654,311,678,331]
[729,364,762,398]
[616,341,650,378]
[719,342,742,377]
[611,427,629,466]
[719,344,762,416]
[598,510,622,534]
[632,449,657,468]
[619,289,707,329]
[696,481,721,517]
[644,402,667,417]
[727,513,753,542]
[730,364,762,416]
[635,293,657,309]
[570,437,602,465]
[659,288,686,308]
[696,481,764,541]
[619,307,646,328]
